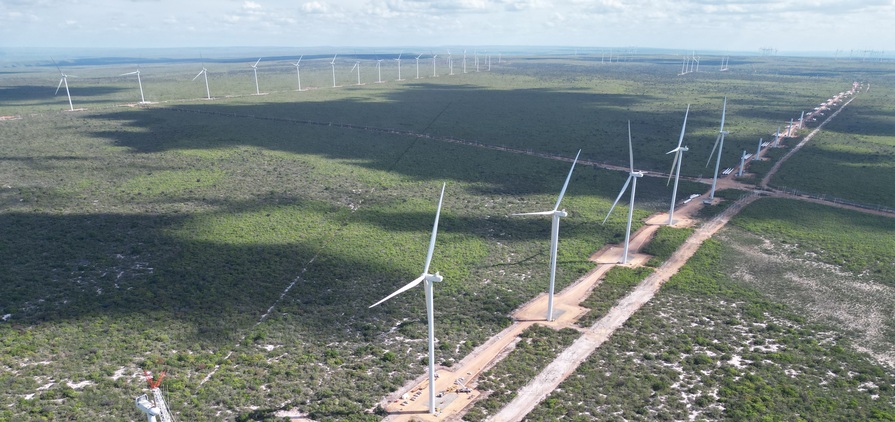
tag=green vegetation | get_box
[770,78,895,208]
[641,225,694,267]
[528,239,895,420]
[463,325,580,421]
[576,267,653,327]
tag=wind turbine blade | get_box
[51,57,62,73]
[119,71,138,76]
[55,78,64,95]
[369,274,426,308]
[602,176,632,224]
[253,58,262,67]
[351,63,357,71]
[553,149,581,211]
[627,121,634,173]
[511,211,555,216]
[297,55,303,64]
[667,150,680,186]
[422,183,446,276]
[668,104,690,184]
[719,96,727,132]
[192,70,204,81]
[706,133,721,167]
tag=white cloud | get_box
[301,1,328,13]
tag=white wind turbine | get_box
[395,51,404,81]
[370,183,447,415]
[330,54,338,88]
[52,59,75,111]
[512,150,581,322]
[293,55,304,91]
[376,59,384,83]
[415,53,423,79]
[706,97,729,201]
[666,105,690,225]
[475,49,480,72]
[755,137,763,160]
[432,53,438,77]
[463,50,468,73]
[192,64,211,100]
[250,58,262,95]
[602,122,642,264]
[447,50,454,75]
[119,69,147,104]
[351,61,362,85]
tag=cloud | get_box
[243,1,263,9]
[301,1,328,13]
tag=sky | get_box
[1,0,894,54]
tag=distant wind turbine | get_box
[447,50,453,75]
[293,55,304,91]
[432,53,438,77]
[512,150,581,321]
[192,64,211,100]
[603,122,643,264]
[330,54,338,88]
[119,69,147,104]
[666,105,690,225]
[376,59,384,83]
[415,53,423,79]
[351,61,362,85]
[395,51,404,81]
[706,97,729,201]
[251,58,262,95]
[463,50,467,73]
[370,183,447,415]
[52,58,75,111]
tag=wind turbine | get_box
[395,51,404,81]
[603,122,642,264]
[52,59,75,111]
[706,97,729,201]
[432,54,438,77]
[463,50,467,73]
[376,59,384,83]
[756,137,763,160]
[799,111,805,129]
[738,150,747,177]
[474,50,479,72]
[351,61,362,85]
[666,105,690,226]
[293,55,304,91]
[488,54,491,71]
[512,150,580,322]
[415,53,423,79]
[447,50,453,75]
[192,64,211,100]
[370,183,447,415]
[119,69,147,104]
[330,54,338,88]
[773,126,780,147]
[250,58,262,95]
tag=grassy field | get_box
[1,54,892,420]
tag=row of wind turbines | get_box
[52,51,500,110]
[369,98,739,414]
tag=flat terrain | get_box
[1,53,894,421]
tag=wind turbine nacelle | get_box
[555,210,568,218]
[425,273,444,283]
[136,395,161,416]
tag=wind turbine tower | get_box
[773,127,781,147]
[376,59,384,83]
[330,54,338,87]
[432,54,438,77]
[463,50,468,73]
[799,111,805,129]
[415,53,423,79]
[706,97,729,201]
[370,183,447,415]
[293,55,304,91]
[395,51,404,81]
[119,69,147,104]
[448,50,454,75]
[603,122,643,264]
[512,150,580,321]
[52,59,75,111]
[475,50,480,72]
[192,65,211,100]
[738,151,747,177]
[666,105,690,225]
[251,58,262,95]
[756,138,763,160]
[135,371,174,422]
[351,61,362,85]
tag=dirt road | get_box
[489,194,758,421]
